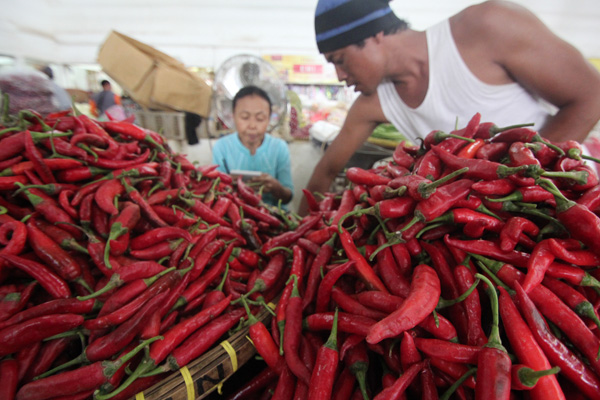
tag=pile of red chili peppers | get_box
[0,108,307,400]
[224,113,600,400]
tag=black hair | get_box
[232,85,272,114]
[355,18,410,48]
[101,80,110,87]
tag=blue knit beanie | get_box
[315,0,403,53]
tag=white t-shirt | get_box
[377,19,553,143]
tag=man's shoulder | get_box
[452,1,532,37]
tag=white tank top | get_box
[377,19,553,143]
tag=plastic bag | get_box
[0,67,69,116]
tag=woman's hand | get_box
[250,173,292,204]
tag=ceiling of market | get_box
[1,0,599,70]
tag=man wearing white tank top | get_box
[300,0,600,215]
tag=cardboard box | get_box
[97,31,212,117]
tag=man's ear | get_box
[372,31,385,44]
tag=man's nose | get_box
[335,65,348,82]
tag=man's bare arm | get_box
[455,1,600,143]
[298,94,385,215]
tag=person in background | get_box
[89,79,121,120]
[300,0,600,215]
[212,85,293,207]
[41,65,72,111]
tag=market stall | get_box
[2,103,600,399]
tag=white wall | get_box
[1,0,599,71]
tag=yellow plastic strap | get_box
[267,302,276,310]
[221,340,238,371]
[216,340,238,395]
[135,392,145,400]
[246,335,255,347]
[179,366,195,400]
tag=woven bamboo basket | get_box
[137,305,274,400]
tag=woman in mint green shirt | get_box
[212,86,293,207]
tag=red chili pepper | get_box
[1,157,82,178]
[471,178,516,196]
[444,235,529,268]
[0,155,23,171]
[331,368,357,400]
[236,175,261,206]
[474,274,511,400]
[272,365,297,400]
[508,141,541,167]
[499,216,540,252]
[237,201,280,228]
[497,285,566,399]
[338,227,388,293]
[94,178,124,216]
[433,144,527,180]
[14,184,79,237]
[546,237,600,266]
[0,358,18,400]
[129,227,193,250]
[164,308,245,371]
[149,296,231,365]
[178,244,234,307]
[243,252,287,299]
[399,331,421,374]
[373,359,428,400]
[307,309,339,400]
[14,337,159,400]
[513,282,600,398]
[85,269,181,330]
[303,233,337,311]
[542,276,600,331]
[374,231,411,297]
[331,189,357,226]
[121,177,167,227]
[457,137,485,158]
[429,357,476,389]
[315,261,355,313]
[474,141,510,161]
[211,195,232,218]
[392,142,415,169]
[0,282,36,324]
[302,188,321,212]
[403,179,474,231]
[87,148,151,170]
[0,298,96,331]
[0,220,27,265]
[390,166,468,201]
[0,313,83,358]
[414,338,481,364]
[284,277,313,385]
[367,265,440,344]
[224,367,279,400]
[85,290,169,363]
[262,215,320,255]
[0,175,28,191]
[0,254,71,299]
[433,207,504,233]
[454,263,487,347]
[522,239,553,292]
[414,149,442,180]
[26,221,83,283]
[345,167,391,186]
[18,345,43,388]
[386,162,410,179]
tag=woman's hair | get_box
[232,85,272,114]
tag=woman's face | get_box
[233,94,271,151]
